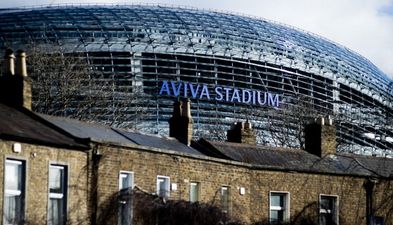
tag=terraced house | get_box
[0,50,392,225]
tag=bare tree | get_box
[26,44,148,129]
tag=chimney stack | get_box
[169,99,193,146]
[304,115,336,157]
[227,120,256,145]
[0,49,32,110]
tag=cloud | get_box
[1,0,392,77]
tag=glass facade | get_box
[0,5,392,155]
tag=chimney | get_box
[304,115,336,157]
[2,48,15,76]
[227,120,256,145]
[169,99,193,146]
[15,50,27,77]
[0,49,32,110]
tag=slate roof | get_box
[4,103,391,179]
[43,115,203,156]
[115,129,203,156]
[0,103,89,149]
[41,115,135,145]
[196,139,393,178]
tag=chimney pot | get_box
[0,49,32,110]
[15,50,27,77]
[3,49,15,76]
[182,98,191,118]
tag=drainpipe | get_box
[364,178,378,225]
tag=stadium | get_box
[0,5,392,155]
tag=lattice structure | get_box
[0,5,392,155]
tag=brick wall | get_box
[0,140,89,224]
[94,143,393,225]
[1,138,391,225]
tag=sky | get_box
[1,0,393,78]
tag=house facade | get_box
[0,50,392,225]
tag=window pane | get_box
[48,198,65,225]
[157,176,169,198]
[221,187,229,213]
[49,167,64,194]
[4,195,23,224]
[4,159,25,225]
[48,165,67,225]
[119,172,134,225]
[190,182,199,202]
[270,193,287,224]
[271,194,283,207]
[320,196,337,225]
[120,173,133,190]
[5,161,22,191]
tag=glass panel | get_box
[271,194,283,207]
[48,165,67,225]
[4,195,22,224]
[4,159,24,225]
[320,196,337,225]
[221,187,229,212]
[320,197,332,210]
[49,166,64,194]
[5,161,22,191]
[120,173,133,190]
[118,172,134,225]
[157,177,169,198]
[270,193,287,224]
[48,198,64,225]
[190,182,199,202]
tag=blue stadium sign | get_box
[159,80,281,108]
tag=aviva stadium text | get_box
[159,80,281,108]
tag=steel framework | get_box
[0,5,392,155]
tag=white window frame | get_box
[156,176,170,198]
[220,186,230,213]
[269,191,290,224]
[4,158,26,225]
[189,182,200,202]
[47,164,68,225]
[119,171,134,191]
[319,194,339,225]
[118,171,134,225]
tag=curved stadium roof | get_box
[0,5,392,155]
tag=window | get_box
[269,192,289,225]
[48,165,67,225]
[156,176,170,198]
[320,195,338,225]
[221,186,230,213]
[189,182,200,202]
[119,171,134,225]
[4,159,25,225]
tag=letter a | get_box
[159,80,171,96]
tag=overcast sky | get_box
[1,0,393,78]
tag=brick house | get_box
[0,50,90,224]
[0,50,392,225]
